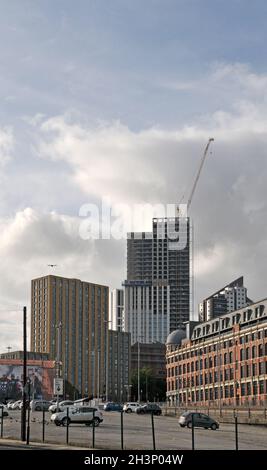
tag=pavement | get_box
[0,438,88,450]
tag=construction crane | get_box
[178,138,214,214]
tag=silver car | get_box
[51,406,103,427]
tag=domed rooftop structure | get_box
[166,329,186,346]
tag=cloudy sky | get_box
[1,0,267,350]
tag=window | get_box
[252,346,256,359]
[253,381,257,395]
[240,349,245,360]
[258,344,263,357]
[229,351,233,363]
[252,363,257,376]
[259,362,264,375]
[246,348,250,360]
[241,366,245,378]
[247,382,251,395]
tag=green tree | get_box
[130,368,166,402]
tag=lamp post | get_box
[97,349,100,401]
[55,322,62,413]
[137,341,140,403]
[217,316,224,416]
[137,335,144,403]
[103,319,112,402]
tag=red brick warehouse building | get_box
[166,298,267,407]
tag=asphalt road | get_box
[1,410,267,450]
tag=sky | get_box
[1,0,267,350]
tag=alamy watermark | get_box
[79,200,188,250]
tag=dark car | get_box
[179,412,219,430]
[136,403,162,415]
[103,402,123,412]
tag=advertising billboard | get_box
[0,364,54,401]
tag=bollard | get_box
[66,407,69,445]
[0,406,3,438]
[92,410,95,448]
[151,412,156,450]
[235,416,238,451]
[120,410,124,450]
[191,413,195,451]
[264,408,266,420]
[248,408,251,419]
[42,409,45,442]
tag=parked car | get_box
[103,402,123,412]
[11,400,22,410]
[0,403,9,417]
[178,412,219,430]
[136,403,162,415]
[6,400,15,409]
[49,400,74,413]
[19,400,30,410]
[123,402,140,413]
[51,406,103,427]
[30,400,51,411]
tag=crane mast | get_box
[187,138,214,211]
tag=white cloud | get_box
[165,62,267,107]
[0,207,124,350]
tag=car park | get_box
[51,406,103,426]
[103,402,123,412]
[178,412,219,430]
[135,403,162,415]
[123,402,140,413]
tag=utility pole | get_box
[21,306,27,441]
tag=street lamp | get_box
[103,319,112,402]
[54,321,62,413]
[137,335,144,403]
[97,349,100,401]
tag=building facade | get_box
[199,277,252,322]
[109,288,125,332]
[31,275,109,398]
[108,330,131,401]
[124,217,190,344]
[166,298,267,406]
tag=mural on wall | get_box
[0,364,53,401]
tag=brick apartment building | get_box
[166,298,267,407]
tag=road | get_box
[1,410,267,450]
